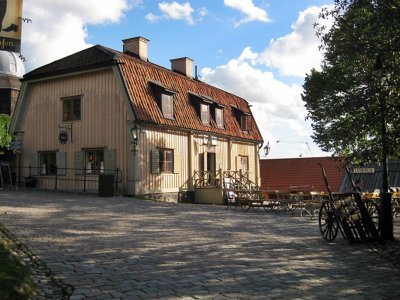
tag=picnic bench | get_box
[224,181,324,218]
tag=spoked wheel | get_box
[319,200,339,242]
[240,199,251,211]
[365,199,380,232]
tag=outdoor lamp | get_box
[130,126,139,151]
[263,142,270,156]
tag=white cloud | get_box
[258,6,333,77]
[197,7,208,21]
[201,6,332,158]
[21,0,134,71]
[158,1,195,25]
[224,0,270,27]
[201,52,306,123]
[145,12,161,23]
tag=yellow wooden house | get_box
[10,36,264,202]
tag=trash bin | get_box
[25,176,36,187]
[99,174,115,197]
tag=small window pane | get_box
[239,155,248,172]
[39,152,57,175]
[201,104,210,125]
[159,149,174,173]
[162,94,174,119]
[85,149,104,174]
[63,97,81,122]
[241,115,249,131]
[216,108,224,128]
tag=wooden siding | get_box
[134,126,260,194]
[19,68,131,192]
[231,141,259,184]
[135,126,189,194]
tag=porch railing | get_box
[7,165,123,195]
[194,169,259,192]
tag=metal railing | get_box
[11,165,123,195]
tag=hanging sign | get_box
[0,0,23,53]
[59,131,68,144]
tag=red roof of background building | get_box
[260,157,345,193]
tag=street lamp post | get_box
[374,56,394,241]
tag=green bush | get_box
[0,238,36,300]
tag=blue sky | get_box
[21,0,333,158]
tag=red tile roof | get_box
[118,54,263,142]
[24,45,263,143]
[260,157,345,193]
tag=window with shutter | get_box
[83,149,104,174]
[74,151,84,175]
[38,152,57,175]
[174,151,181,174]
[160,149,173,173]
[103,149,116,174]
[56,152,67,176]
[151,149,160,174]
[30,153,39,176]
[151,149,174,174]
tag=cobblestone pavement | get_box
[1,190,400,299]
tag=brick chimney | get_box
[122,36,149,61]
[170,57,193,78]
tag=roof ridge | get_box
[23,45,119,80]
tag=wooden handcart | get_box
[318,164,380,243]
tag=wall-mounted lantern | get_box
[263,141,270,157]
[58,123,72,144]
[130,126,139,151]
[204,134,217,149]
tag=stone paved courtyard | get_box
[0,190,400,299]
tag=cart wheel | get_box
[240,199,251,211]
[319,200,339,242]
[365,199,380,231]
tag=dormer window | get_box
[215,107,224,128]
[201,103,210,125]
[189,91,214,127]
[149,80,176,120]
[232,105,251,132]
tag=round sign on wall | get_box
[59,131,68,144]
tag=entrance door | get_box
[207,152,216,185]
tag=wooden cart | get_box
[318,164,380,243]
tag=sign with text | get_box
[0,0,23,53]
[352,167,375,174]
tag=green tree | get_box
[302,0,400,162]
[0,114,13,148]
